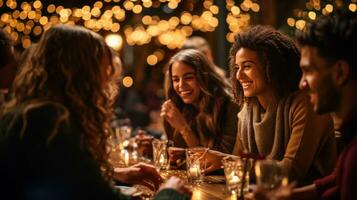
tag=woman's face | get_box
[235,48,268,98]
[171,61,200,105]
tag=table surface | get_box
[109,151,253,199]
[160,170,250,200]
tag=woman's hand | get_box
[168,147,186,168]
[114,162,163,190]
[161,99,200,147]
[160,100,188,131]
[157,176,192,197]
[203,150,225,174]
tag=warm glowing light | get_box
[325,4,333,13]
[28,11,36,20]
[133,5,143,14]
[147,54,158,66]
[295,19,306,30]
[154,50,165,61]
[231,6,240,16]
[105,34,123,51]
[22,38,31,48]
[349,3,357,12]
[12,10,20,19]
[158,20,169,31]
[111,23,120,32]
[1,13,10,23]
[169,16,180,28]
[147,25,160,36]
[112,6,121,14]
[142,15,152,25]
[10,32,18,41]
[124,1,134,10]
[168,1,178,9]
[287,18,295,27]
[114,9,125,21]
[210,5,219,14]
[251,3,260,12]
[16,23,25,32]
[122,76,134,88]
[203,0,213,9]
[47,4,56,13]
[91,7,101,17]
[33,0,42,9]
[181,12,192,25]
[226,32,235,43]
[143,1,153,8]
[94,1,103,9]
[33,25,42,35]
[308,11,316,20]
[56,6,65,14]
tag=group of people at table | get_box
[0,8,356,200]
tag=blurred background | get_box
[1,0,356,132]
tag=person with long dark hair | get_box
[161,49,239,170]
[0,25,189,200]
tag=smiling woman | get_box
[229,25,337,186]
[161,49,239,155]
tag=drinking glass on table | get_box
[186,147,208,184]
[152,139,169,171]
[255,160,289,190]
[115,125,132,151]
[222,156,251,196]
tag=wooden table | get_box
[160,170,245,200]
[109,152,252,199]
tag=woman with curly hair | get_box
[161,49,239,160]
[0,25,189,200]
[229,25,336,185]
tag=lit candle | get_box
[159,153,166,165]
[124,151,130,166]
[189,165,200,178]
[229,175,239,185]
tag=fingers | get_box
[160,100,177,118]
[136,163,164,187]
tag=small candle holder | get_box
[255,160,289,190]
[186,147,208,184]
[152,139,169,171]
[222,156,250,196]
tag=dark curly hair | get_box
[229,25,301,105]
[296,9,357,80]
[164,49,232,148]
[2,25,118,182]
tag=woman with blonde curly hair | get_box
[0,25,189,200]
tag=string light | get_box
[0,0,260,48]
[287,0,355,33]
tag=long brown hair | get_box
[2,25,118,181]
[164,49,231,148]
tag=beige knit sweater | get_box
[233,91,337,185]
